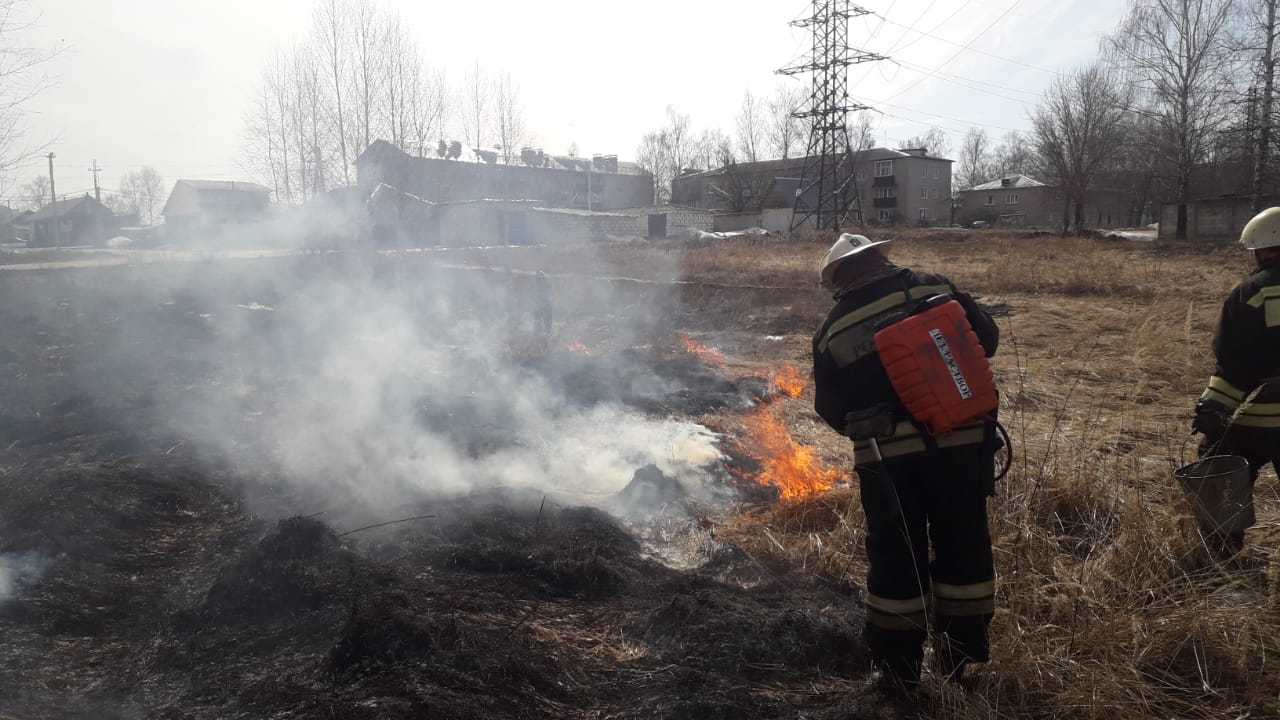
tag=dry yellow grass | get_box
[706,233,1277,719]
[474,229,1275,718]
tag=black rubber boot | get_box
[934,636,971,685]
[1207,530,1245,561]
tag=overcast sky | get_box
[18,0,1124,204]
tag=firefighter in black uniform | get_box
[812,233,1001,691]
[1192,207,1280,557]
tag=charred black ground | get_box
[0,256,902,719]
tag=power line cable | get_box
[880,0,1028,103]
[882,0,941,55]
[866,99,1024,133]
[892,57,1041,99]
[886,60,1038,105]
[851,0,934,90]
[872,3,1058,76]
[893,0,976,53]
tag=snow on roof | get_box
[968,174,1047,191]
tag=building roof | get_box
[967,174,1048,191]
[358,138,648,176]
[28,195,111,221]
[676,147,953,181]
[173,179,272,194]
[162,179,273,219]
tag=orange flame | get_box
[771,364,807,399]
[680,334,726,366]
[565,340,591,355]
[742,406,841,501]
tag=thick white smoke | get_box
[116,228,724,518]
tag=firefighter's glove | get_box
[1191,399,1230,440]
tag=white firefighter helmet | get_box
[1240,207,1280,250]
[819,233,891,289]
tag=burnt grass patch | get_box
[3,467,873,719]
[0,262,877,718]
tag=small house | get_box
[161,179,272,244]
[28,195,116,247]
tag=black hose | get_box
[994,420,1013,482]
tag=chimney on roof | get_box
[1001,177,1014,187]
[900,147,927,157]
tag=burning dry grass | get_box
[770,364,807,399]
[701,232,1278,719]
[740,405,842,502]
[725,410,1280,718]
[679,333,727,366]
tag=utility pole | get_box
[46,152,56,205]
[779,1,884,232]
[1253,0,1277,213]
[89,159,102,203]
[47,152,58,246]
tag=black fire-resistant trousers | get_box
[856,443,996,682]
[1199,426,1280,550]
[1202,426,1280,484]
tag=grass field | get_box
[471,229,1280,718]
[1,230,1274,719]
[679,232,1278,719]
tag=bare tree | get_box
[382,10,409,150]
[269,50,294,202]
[295,45,329,197]
[461,60,491,151]
[901,126,951,157]
[767,83,808,159]
[1110,0,1235,239]
[635,132,668,203]
[1227,0,1280,210]
[0,1,60,188]
[1032,64,1133,232]
[992,130,1035,177]
[20,173,47,209]
[117,167,165,225]
[850,110,878,153]
[635,107,700,204]
[493,72,527,164]
[735,90,767,162]
[314,0,351,186]
[956,127,994,190]
[693,128,732,171]
[711,162,775,212]
[405,63,447,158]
[348,0,381,158]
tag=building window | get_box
[985,195,994,206]
[918,208,928,222]
[930,188,941,200]
[874,186,896,199]
[878,209,895,223]
[875,160,894,177]
[920,186,928,199]
[931,166,941,180]
[1007,193,1020,205]
[855,171,866,181]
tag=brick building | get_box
[956,174,1130,230]
[670,148,954,226]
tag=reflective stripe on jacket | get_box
[853,420,986,466]
[1200,266,1280,429]
[812,266,1000,440]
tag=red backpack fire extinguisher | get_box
[873,293,999,436]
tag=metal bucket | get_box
[1175,455,1255,536]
